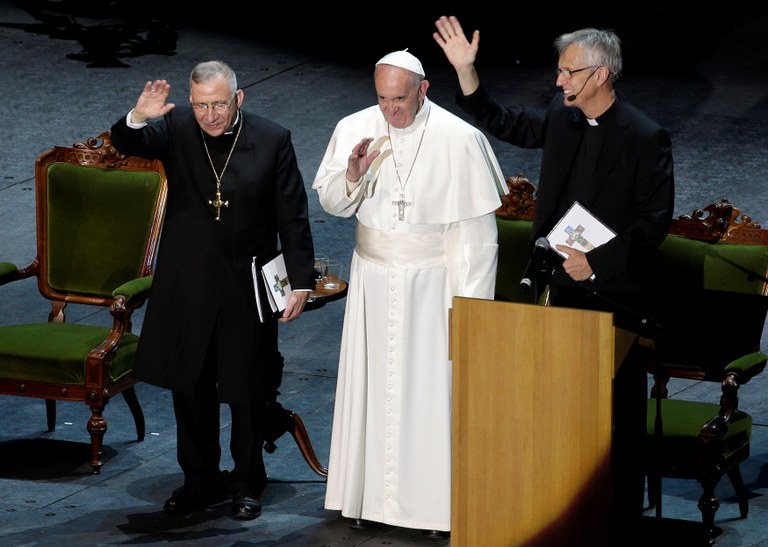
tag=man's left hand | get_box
[279,290,310,323]
[556,245,594,281]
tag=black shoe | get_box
[231,492,262,520]
[163,484,228,514]
[424,530,450,540]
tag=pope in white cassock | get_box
[312,50,507,533]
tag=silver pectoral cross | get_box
[392,194,412,221]
[208,189,229,221]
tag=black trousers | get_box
[171,346,269,497]
[172,393,268,496]
[549,283,648,542]
[611,343,648,542]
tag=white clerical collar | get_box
[586,117,598,126]
[414,97,430,127]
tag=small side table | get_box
[306,277,348,311]
[267,276,348,478]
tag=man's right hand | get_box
[346,137,381,183]
[130,80,175,124]
[432,16,481,96]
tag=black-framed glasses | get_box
[555,66,599,78]
[191,95,236,113]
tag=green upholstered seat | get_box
[0,130,167,474]
[648,399,751,463]
[0,324,139,384]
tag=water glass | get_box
[314,253,329,283]
[324,260,343,289]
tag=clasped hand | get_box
[556,245,594,282]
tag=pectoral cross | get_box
[208,190,229,221]
[392,194,412,221]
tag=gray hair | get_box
[554,28,622,83]
[190,60,238,95]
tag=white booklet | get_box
[546,201,616,259]
[251,253,292,322]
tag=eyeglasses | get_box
[555,66,599,78]
[191,96,236,113]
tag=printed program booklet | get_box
[546,201,616,259]
[251,253,292,322]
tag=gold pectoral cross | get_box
[208,189,229,221]
[392,194,412,221]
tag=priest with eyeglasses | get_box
[110,59,315,521]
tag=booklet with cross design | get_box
[546,201,616,259]
[251,253,292,322]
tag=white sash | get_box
[355,222,446,269]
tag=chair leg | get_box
[727,465,749,518]
[121,386,146,441]
[85,405,107,474]
[697,473,722,544]
[45,398,56,432]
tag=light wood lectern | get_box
[449,297,637,546]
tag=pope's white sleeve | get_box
[444,212,499,299]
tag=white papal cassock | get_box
[312,96,507,531]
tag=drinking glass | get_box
[324,260,343,289]
[314,254,329,283]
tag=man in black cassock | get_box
[110,59,315,520]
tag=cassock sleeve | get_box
[443,212,499,299]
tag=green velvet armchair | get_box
[643,199,768,543]
[0,130,167,473]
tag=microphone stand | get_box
[521,247,564,300]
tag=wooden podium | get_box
[449,297,636,546]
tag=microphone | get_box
[519,237,552,293]
[566,67,599,102]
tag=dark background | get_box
[8,1,768,72]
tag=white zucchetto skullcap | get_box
[375,49,425,77]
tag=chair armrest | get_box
[100,276,154,355]
[724,351,768,383]
[0,262,17,280]
[112,275,153,306]
[699,351,766,440]
[0,260,38,286]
